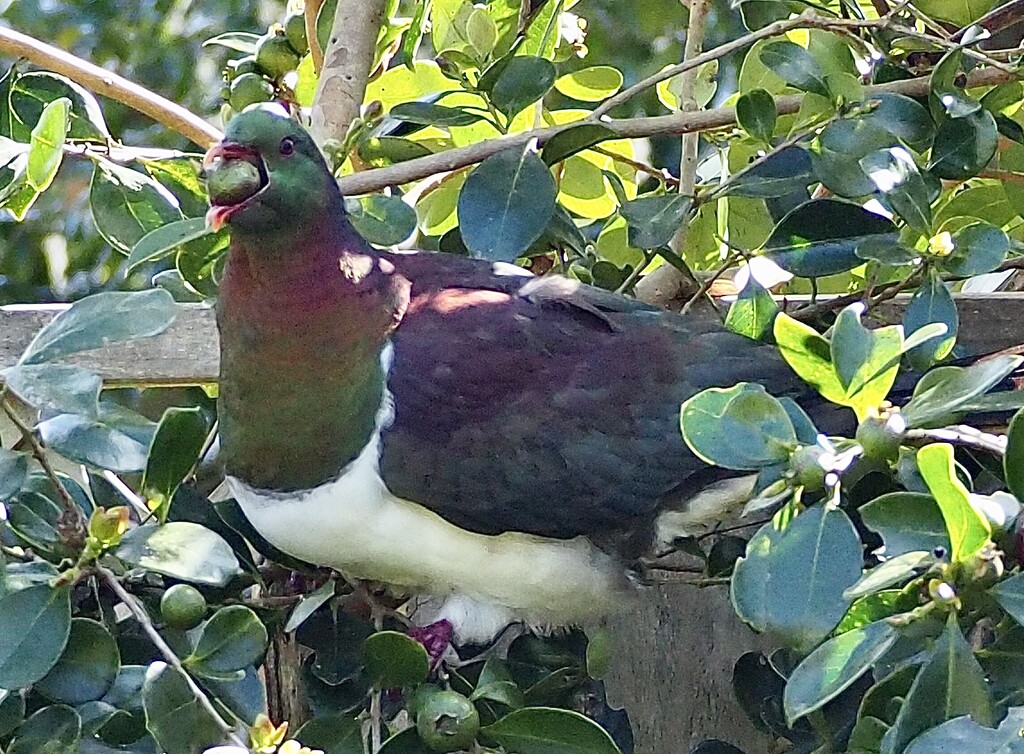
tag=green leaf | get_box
[680,383,797,470]
[38,414,150,472]
[0,447,28,501]
[881,614,994,754]
[466,7,498,59]
[554,66,623,102]
[202,31,261,53]
[863,93,935,151]
[860,492,951,558]
[125,218,213,273]
[458,146,557,262]
[989,572,1024,628]
[902,272,957,371]
[916,443,990,563]
[618,193,691,250]
[284,579,336,633]
[6,491,63,553]
[758,41,830,98]
[541,124,615,166]
[783,620,899,724]
[20,289,177,365]
[487,56,556,116]
[363,631,430,688]
[764,199,897,278]
[296,714,363,754]
[0,689,25,739]
[7,705,81,754]
[26,97,69,192]
[0,585,72,688]
[832,304,874,390]
[389,102,483,127]
[812,119,898,199]
[904,706,1024,754]
[3,364,101,417]
[141,407,212,522]
[736,88,777,144]
[930,109,999,180]
[731,505,862,650]
[859,147,932,233]
[90,159,183,253]
[186,606,267,677]
[773,312,843,401]
[941,222,1010,277]
[902,355,1023,428]
[116,522,241,587]
[483,707,621,754]
[1006,409,1024,503]
[719,147,814,200]
[344,194,417,247]
[656,61,718,110]
[843,551,935,600]
[431,0,475,58]
[35,619,120,704]
[11,72,109,141]
[142,663,223,754]
[725,277,778,340]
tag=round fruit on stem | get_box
[256,32,301,80]
[160,584,208,630]
[229,73,275,111]
[284,12,309,55]
[415,690,480,753]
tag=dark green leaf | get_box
[902,355,1023,427]
[116,522,241,587]
[843,551,935,600]
[541,124,615,166]
[903,272,957,371]
[855,237,919,266]
[881,615,994,754]
[389,102,483,127]
[917,443,990,563]
[0,689,25,738]
[458,147,556,262]
[296,713,363,754]
[681,383,797,470]
[719,147,813,200]
[0,585,72,688]
[90,159,183,253]
[142,407,212,523]
[930,109,999,180]
[8,705,80,754]
[125,218,213,273]
[619,193,691,249]
[813,119,898,198]
[3,364,101,417]
[186,606,267,677]
[142,663,223,754]
[6,491,62,552]
[941,222,1010,277]
[20,289,177,365]
[0,447,28,501]
[764,199,897,278]
[38,414,150,472]
[904,706,1024,754]
[11,72,108,141]
[725,277,778,340]
[990,572,1024,628]
[285,580,336,633]
[736,88,777,143]
[483,707,621,754]
[175,229,228,298]
[832,304,874,390]
[358,136,433,168]
[26,97,69,192]
[859,147,932,233]
[344,194,417,247]
[783,620,899,723]
[863,93,935,151]
[378,727,434,754]
[488,56,556,117]
[758,41,829,98]
[363,631,430,688]
[1006,409,1024,503]
[861,493,951,558]
[35,619,120,704]
[731,505,862,650]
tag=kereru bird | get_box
[204,106,823,645]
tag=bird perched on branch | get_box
[204,106,821,645]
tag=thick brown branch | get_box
[0,26,221,148]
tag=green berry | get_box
[206,159,263,205]
[284,12,309,56]
[229,55,263,78]
[856,412,905,462]
[415,690,480,753]
[160,584,207,630]
[229,72,275,111]
[256,32,301,80]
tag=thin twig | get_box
[682,252,739,314]
[905,426,1008,455]
[592,146,680,186]
[98,566,248,748]
[701,128,819,205]
[0,26,220,148]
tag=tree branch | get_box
[309,0,387,146]
[0,26,221,148]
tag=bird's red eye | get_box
[280,137,295,155]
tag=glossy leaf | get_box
[902,355,1023,427]
[142,663,223,754]
[681,383,797,470]
[783,620,898,723]
[843,551,935,600]
[3,364,101,417]
[0,585,72,689]
[38,414,150,472]
[832,304,874,390]
[916,443,990,563]
[142,407,212,522]
[116,522,241,587]
[725,277,777,340]
[930,109,999,180]
[941,222,1010,277]
[296,714,363,754]
[202,31,261,53]
[860,493,951,558]
[458,147,556,262]
[19,289,177,365]
[1005,409,1024,503]
[863,93,935,151]
[904,706,1024,754]
[90,159,184,252]
[344,195,417,247]
[618,193,690,250]
[881,615,994,754]
[125,217,213,272]
[186,606,267,677]
[541,123,615,166]
[35,619,119,704]
[859,147,932,233]
[487,56,556,116]
[989,572,1024,628]
[483,707,621,754]
[902,272,957,371]
[758,41,829,98]
[736,89,776,144]
[389,102,483,127]
[362,631,430,688]
[26,97,69,192]
[0,447,28,501]
[555,66,623,102]
[284,580,336,633]
[10,72,108,141]
[7,705,81,754]
[731,505,862,650]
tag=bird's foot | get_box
[408,620,454,669]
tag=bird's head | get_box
[203,105,341,237]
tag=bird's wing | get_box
[378,253,816,547]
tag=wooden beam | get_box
[4,293,1024,384]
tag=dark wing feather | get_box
[378,253,821,544]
